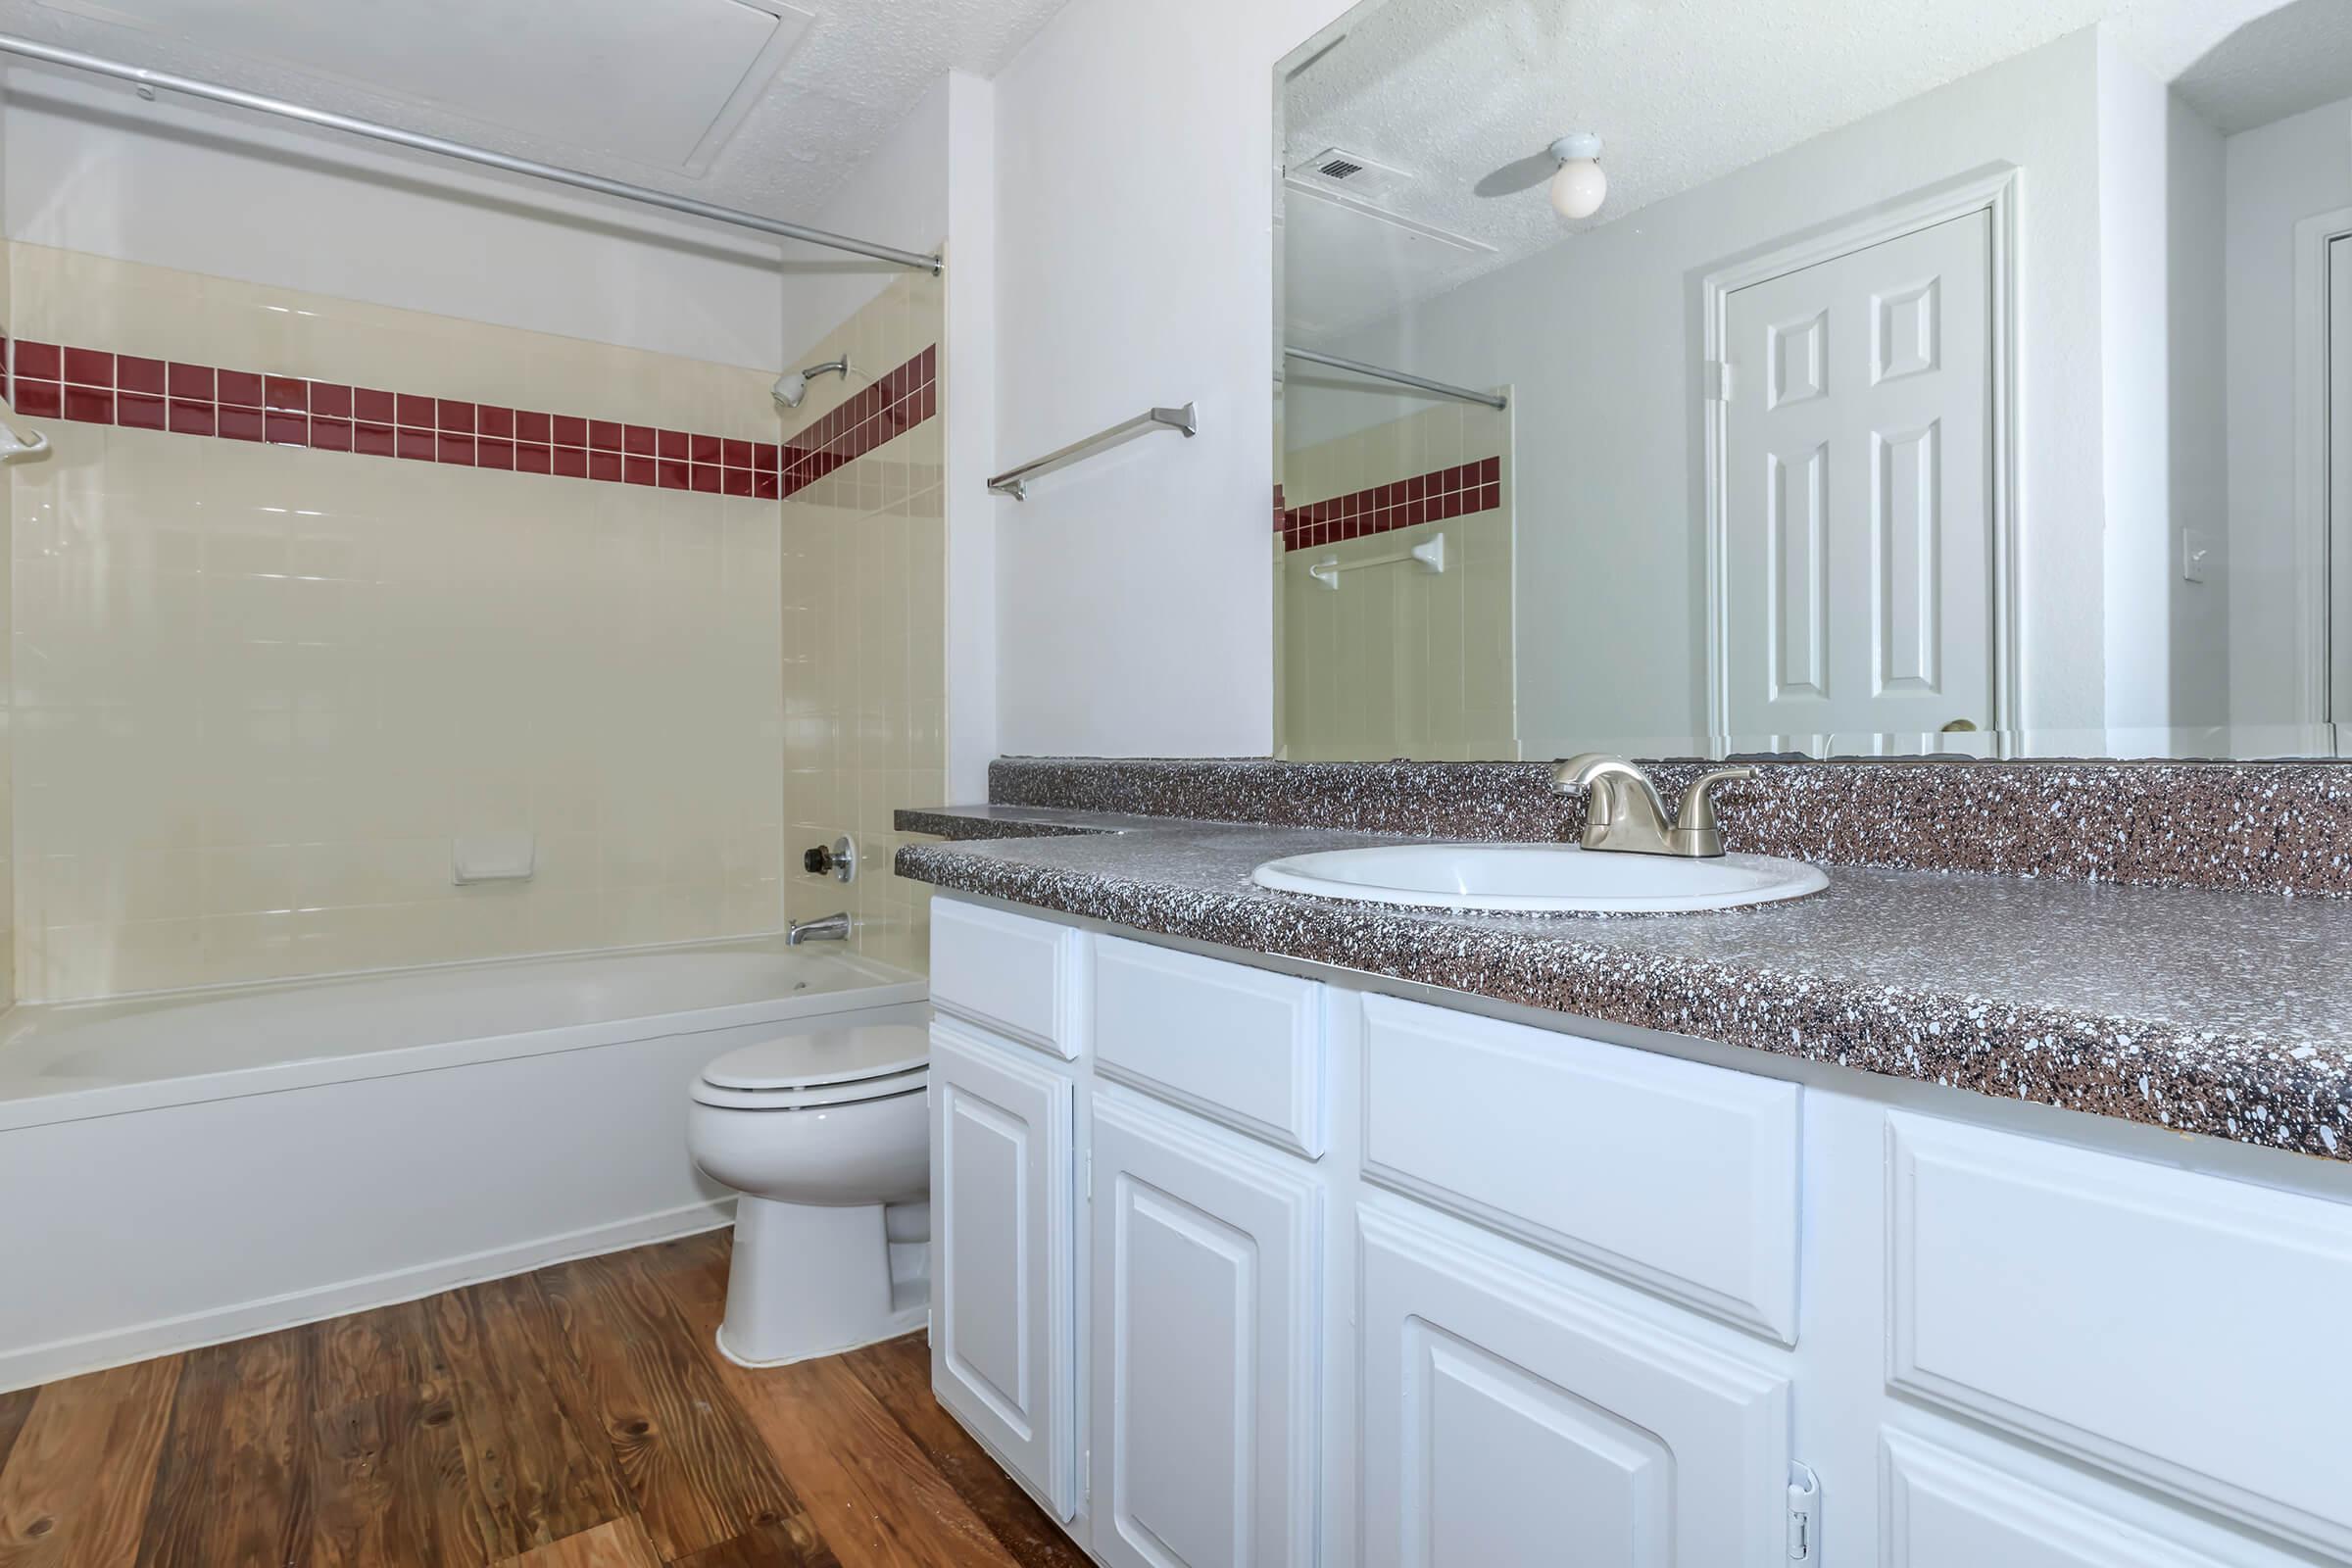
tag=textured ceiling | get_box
[1282,0,2316,331]
[0,0,1073,223]
[2171,0,2352,133]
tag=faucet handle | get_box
[1669,765,1757,858]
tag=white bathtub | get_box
[0,938,926,1392]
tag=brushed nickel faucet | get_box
[787,911,853,946]
[1554,754,1756,858]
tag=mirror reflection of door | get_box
[1277,0,2352,762]
[1719,210,1996,755]
[2332,233,2350,737]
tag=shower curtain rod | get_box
[1283,346,1507,410]
[0,32,943,275]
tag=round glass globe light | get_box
[1549,158,1607,220]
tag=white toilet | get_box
[686,1021,931,1367]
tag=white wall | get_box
[940,74,1000,804]
[767,71,998,804]
[2096,37,2230,747]
[2225,93,2352,734]
[3,65,783,368]
[990,0,1343,758]
[1318,30,2111,754]
[774,76,951,368]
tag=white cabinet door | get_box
[1360,1199,1789,1568]
[930,1019,1078,1519]
[1089,1088,1323,1568]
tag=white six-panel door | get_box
[1358,1199,1790,1568]
[929,1019,1078,1520]
[1723,208,1994,749]
[1089,1087,1322,1568]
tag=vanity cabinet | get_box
[927,897,2352,1568]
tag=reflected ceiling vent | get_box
[1293,146,1407,201]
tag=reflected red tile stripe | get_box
[1277,453,1504,552]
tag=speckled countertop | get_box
[895,807,2352,1162]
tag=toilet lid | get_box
[690,1062,929,1112]
[698,1023,927,1094]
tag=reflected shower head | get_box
[773,357,851,409]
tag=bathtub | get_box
[0,937,926,1392]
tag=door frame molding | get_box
[1699,164,2022,752]
[2293,206,2352,729]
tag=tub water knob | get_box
[803,835,857,883]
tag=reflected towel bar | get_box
[1307,531,1446,589]
[988,402,1199,500]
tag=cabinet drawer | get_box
[1886,1113,2352,1558]
[930,898,1082,1059]
[1360,994,1801,1342]
[1092,935,1325,1157]
[1879,1430,2312,1568]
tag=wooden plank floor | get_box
[0,1232,1090,1568]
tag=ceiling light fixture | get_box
[1548,132,1607,220]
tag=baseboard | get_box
[0,1195,736,1394]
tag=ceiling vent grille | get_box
[1294,146,1405,199]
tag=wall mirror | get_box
[1272,0,2352,760]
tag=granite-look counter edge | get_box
[894,804,1125,842]
[893,807,2352,1164]
[988,756,2352,899]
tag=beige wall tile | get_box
[777,280,945,974]
[1281,409,1516,760]
[7,246,793,1000]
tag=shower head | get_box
[773,357,851,410]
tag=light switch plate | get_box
[2180,528,2213,584]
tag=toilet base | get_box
[715,1195,929,1368]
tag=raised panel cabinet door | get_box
[1089,1087,1324,1568]
[1359,1199,1789,1568]
[930,1019,1079,1519]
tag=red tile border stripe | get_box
[8,338,939,506]
[1279,455,1502,552]
[779,344,937,496]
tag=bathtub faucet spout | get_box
[786,911,853,946]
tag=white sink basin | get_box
[1250,842,1827,914]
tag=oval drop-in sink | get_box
[1250,842,1827,914]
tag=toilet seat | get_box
[692,1023,927,1111]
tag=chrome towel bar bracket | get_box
[988,402,1199,500]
